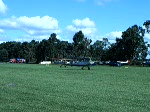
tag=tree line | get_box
[0,20,150,64]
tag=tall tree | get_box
[102,38,110,61]
[91,40,104,61]
[66,43,73,58]
[48,33,60,59]
[73,31,92,58]
[57,41,69,58]
[35,39,50,63]
[122,25,147,63]
[22,40,39,63]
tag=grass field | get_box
[0,63,150,112]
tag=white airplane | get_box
[117,60,130,65]
[60,57,94,70]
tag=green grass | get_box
[0,64,150,112]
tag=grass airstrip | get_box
[0,63,150,112]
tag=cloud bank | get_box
[0,29,4,33]
[0,16,61,36]
[66,18,98,42]
[0,0,7,14]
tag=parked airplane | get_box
[60,57,95,70]
[142,61,150,66]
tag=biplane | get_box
[60,57,94,70]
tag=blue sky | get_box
[0,0,150,44]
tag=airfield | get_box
[0,63,150,112]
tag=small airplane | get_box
[60,57,95,70]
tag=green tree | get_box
[22,40,39,63]
[107,43,118,61]
[102,38,110,61]
[29,40,39,63]
[66,43,73,58]
[122,25,147,64]
[3,41,22,59]
[35,39,50,63]
[143,20,150,33]
[57,41,69,58]
[73,31,92,58]
[91,40,104,61]
[48,33,60,59]
[0,48,9,62]
[107,38,125,61]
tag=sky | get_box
[0,0,150,44]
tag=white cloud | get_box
[0,0,7,14]
[0,29,4,33]
[102,31,122,43]
[145,33,150,42]
[0,16,61,42]
[66,25,97,35]
[66,18,98,42]
[107,31,122,39]
[73,18,95,28]
[95,0,114,6]
[17,16,59,31]
[0,34,9,43]
[0,16,61,36]
[66,18,122,44]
